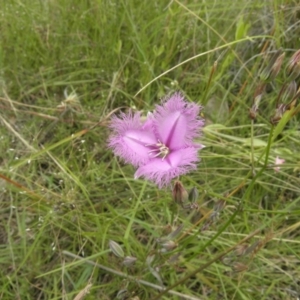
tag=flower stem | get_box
[243,125,274,203]
[250,119,255,175]
[124,181,147,252]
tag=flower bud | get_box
[287,86,300,110]
[260,49,284,82]
[280,81,297,104]
[167,224,184,239]
[116,289,129,299]
[232,262,248,273]
[109,240,124,258]
[213,199,226,212]
[122,256,137,267]
[188,187,199,203]
[270,52,285,80]
[286,49,300,81]
[234,244,249,256]
[250,83,265,120]
[172,181,188,206]
[249,104,258,120]
[161,240,177,252]
[270,103,286,125]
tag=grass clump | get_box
[0,0,300,299]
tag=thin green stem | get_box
[250,119,255,175]
[243,125,274,203]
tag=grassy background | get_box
[0,0,300,299]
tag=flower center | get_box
[146,140,170,160]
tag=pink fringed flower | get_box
[274,156,285,173]
[108,93,204,188]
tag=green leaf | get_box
[235,16,250,40]
[272,108,296,141]
[243,138,267,147]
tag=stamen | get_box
[145,140,170,160]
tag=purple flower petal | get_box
[108,111,157,166]
[134,147,199,188]
[153,93,204,150]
